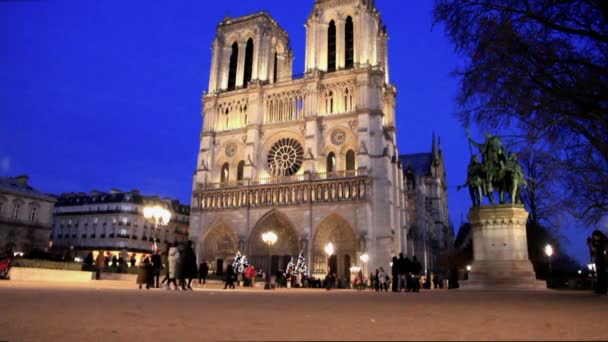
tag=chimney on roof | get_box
[14,175,29,186]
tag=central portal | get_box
[248,210,300,275]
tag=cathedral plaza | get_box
[0,280,606,341]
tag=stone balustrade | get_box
[192,170,369,210]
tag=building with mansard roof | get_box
[51,189,189,259]
[0,175,56,255]
[190,0,449,280]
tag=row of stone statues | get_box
[457,129,527,206]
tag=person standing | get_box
[151,250,162,288]
[183,240,197,290]
[95,250,105,280]
[198,260,209,285]
[137,256,151,290]
[391,256,399,292]
[224,264,235,289]
[589,230,607,295]
[176,243,186,290]
[411,256,422,292]
[167,243,179,290]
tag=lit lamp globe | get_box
[143,205,172,250]
[143,206,172,226]
[544,244,553,257]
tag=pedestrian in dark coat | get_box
[391,256,399,292]
[175,243,186,290]
[224,264,235,289]
[183,240,197,290]
[151,250,162,288]
[137,256,151,290]
[398,253,408,292]
[199,260,209,285]
[411,256,422,292]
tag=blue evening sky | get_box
[0,0,590,264]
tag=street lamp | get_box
[324,242,334,273]
[143,205,172,252]
[262,231,278,290]
[545,244,553,276]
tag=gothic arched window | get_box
[346,149,356,171]
[327,152,336,173]
[327,20,336,72]
[243,38,254,88]
[227,42,239,91]
[221,163,230,183]
[345,16,354,69]
[237,161,245,181]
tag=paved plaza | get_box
[0,281,606,341]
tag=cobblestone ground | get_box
[0,280,606,341]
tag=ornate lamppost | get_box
[143,205,172,252]
[262,231,277,290]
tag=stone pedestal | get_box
[461,205,546,290]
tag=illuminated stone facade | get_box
[190,0,405,279]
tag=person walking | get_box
[391,256,399,292]
[183,240,197,290]
[95,250,105,280]
[137,256,151,290]
[167,243,179,290]
[374,269,380,292]
[198,260,209,286]
[379,267,389,292]
[151,250,162,288]
[224,264,235,289]
[398,253,408,292]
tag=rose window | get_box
[267,138,304,176]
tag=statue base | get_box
[460,205,546,290]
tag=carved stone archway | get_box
[200,221,238,274]
[248,210,299,274]
[312,213,357,280]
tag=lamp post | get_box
[262,231,277,290]
[143,205,172,252]
[359,253,369,278]
[325,242,334,290]
[325,242,334,273]
[545,244,553,276]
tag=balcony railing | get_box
[193,170,369,211]
[197,170,366,190]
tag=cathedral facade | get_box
[190,0,406,280]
